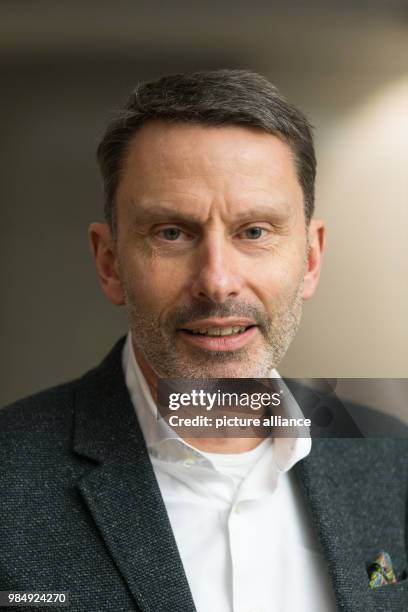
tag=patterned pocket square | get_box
[368,551,397,588]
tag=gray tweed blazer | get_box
[0,338,407,612]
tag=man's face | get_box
[92,121,324,379]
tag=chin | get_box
[183,361,273,379]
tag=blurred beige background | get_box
[1,1,407,407]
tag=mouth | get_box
[177,319,258,351]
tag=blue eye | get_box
[161,227,182,241]
[243,227,265,239]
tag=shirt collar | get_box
[122,331,311,473]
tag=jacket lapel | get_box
[286,379,370,609]
[295,434,408,612]
[295,439,373,611]
[73,338,196,612]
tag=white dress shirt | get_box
[123,333,337,612]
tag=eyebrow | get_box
[131,202,291,226]
[132,204,203,226]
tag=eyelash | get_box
[155,226,269,242]
[157,227,189,241]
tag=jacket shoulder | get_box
[0,337,126,458]
[0,379,81,463]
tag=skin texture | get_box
[90,121,325,452]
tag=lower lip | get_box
[178,326,258,351]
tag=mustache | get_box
[165,300,270,330]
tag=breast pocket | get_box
[369,576,408,611]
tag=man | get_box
[1,70,407,612]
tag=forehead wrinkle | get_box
[129,195,294,228]
[140,152,290,184]
[128,126,294,183]
[130,166,296,202]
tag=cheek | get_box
[249,248,305,304]
[121,251,189,311]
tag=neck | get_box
[131,338,268,454]
[132,341,159,403]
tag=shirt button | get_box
[232,502,242,514]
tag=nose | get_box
[190,232,244,303]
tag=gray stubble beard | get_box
[122,276,304,380]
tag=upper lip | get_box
[180,318,257,331]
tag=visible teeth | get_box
[191,326,247,336]
[220,327,233,336]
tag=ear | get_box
[89,222,124,305]
[302,218,326,301]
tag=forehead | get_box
[115,120,303,217]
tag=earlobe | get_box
[302,219,326,301]
[88,222,125,306]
